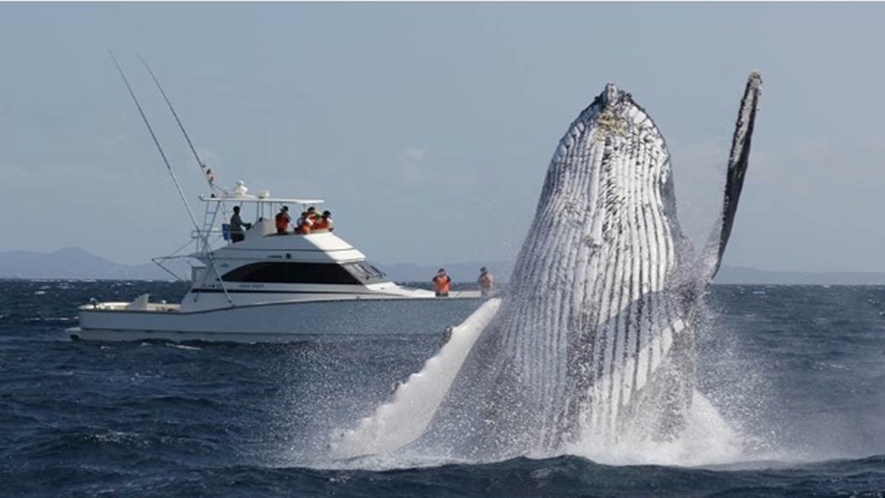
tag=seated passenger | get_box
[296,211,314,234]
[312,210,334,232]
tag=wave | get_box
[9,455,885,497]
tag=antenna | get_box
[137,54,223,198]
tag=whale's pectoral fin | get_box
[698,71,763,283]
[329,298,502,459]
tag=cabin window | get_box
[221,262,363,285]
[343,262,388,284]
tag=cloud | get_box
[400,147,426,162]
[773,138,885,185]
[396,147,429,187]
[393,147,481,193]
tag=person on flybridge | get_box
[296,210,314,234]
[270,205,336,236]
[275,206,291,235]
[312,210,334,232]
[229,206,251,243]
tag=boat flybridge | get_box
[74,182,483,343]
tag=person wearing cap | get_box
[275,206,291,234]
[229,205,251,243]
[432,268,452,297]
[312,210,334,232]
[477,267,493,297]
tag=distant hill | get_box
[376,261,514,284]
[3,247,885,285]
[0,248,502,283]
[713,265,885,285]
[379,261,885,286]
[0,247,187,281]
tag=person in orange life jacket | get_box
[477,267,493,297]
[433,268,452,297]
[312,210,334,231]
[275,206,291,234]
[296,211,314,234]
[229,206,251,243]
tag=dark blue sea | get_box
[2,280,885,497]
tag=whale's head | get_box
[602,82,620,106]
[511,82,688,320]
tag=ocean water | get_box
[2,280,885,497]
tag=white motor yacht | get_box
[73,182,483,343]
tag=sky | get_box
[2,3,885,273]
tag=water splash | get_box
[564,392,744,467]
[332,299,502,459]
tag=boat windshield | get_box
[344,262,388,284]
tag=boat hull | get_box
[74,296,484,343]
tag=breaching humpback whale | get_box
[334,72,763,461]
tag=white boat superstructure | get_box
[74,183,483,342]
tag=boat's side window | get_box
[221,262,363,285]
[365,263,387,278]
[343,262,389,284]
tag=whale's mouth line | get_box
[332,73,762,462]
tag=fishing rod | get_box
[137,54,223,198]
[109,51,234,306]
[109,51,202,234]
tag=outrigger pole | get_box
[137,54,224,200]
[109,51,202,237]
[110,51,234,306]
